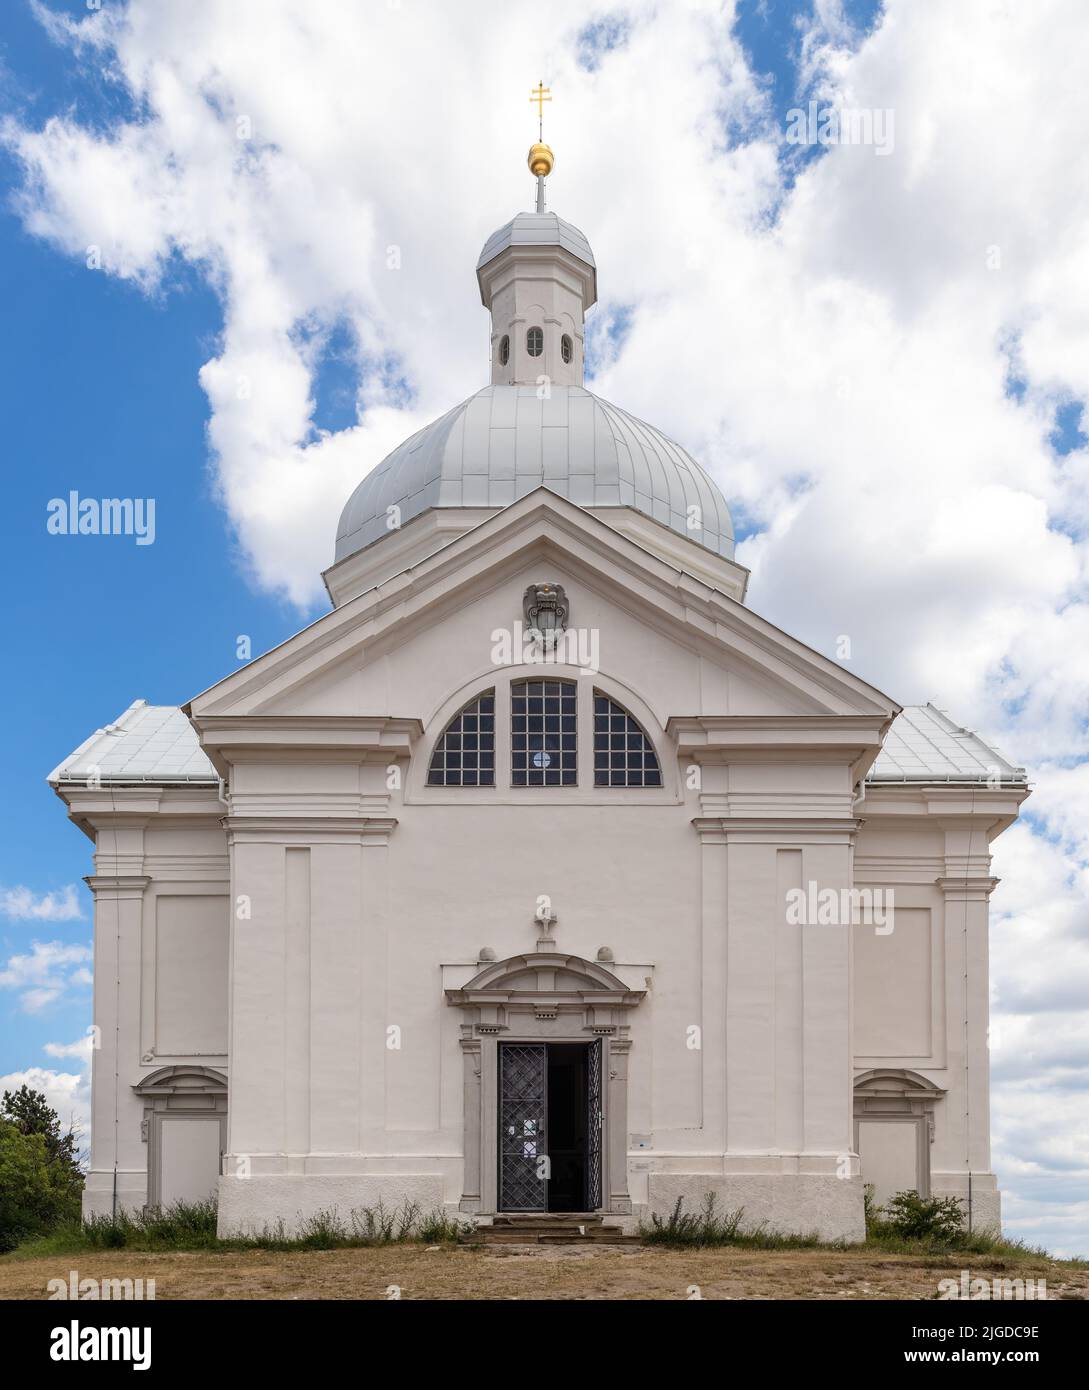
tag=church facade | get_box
[50,147,1028,1241]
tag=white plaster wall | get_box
[72,792,229,1218]
[484,251,588,388]
[854,812,1003,1230]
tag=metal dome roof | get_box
[334,385,735,564]
[476,212,597,307]
[477,211,595,272]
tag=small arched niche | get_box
[854,1068,946,1204]
[133,1065,228,1211]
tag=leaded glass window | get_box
[593,691,661,787]
[511,679,576,786]
[427,691,495,786]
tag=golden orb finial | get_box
[528,142,554,178]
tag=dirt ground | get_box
[2,1243,1086,1300]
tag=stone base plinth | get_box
[82,1170,148,1220]
[216,1173,446,1238]
[643,1173,866,1243]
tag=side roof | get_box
[47,700,218,785]
[48,699,1026,789]
[867,703,1026,784]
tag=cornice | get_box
[84,874,151,895]
[691,815,860,843]
[859,783,1029,841]
[936,875,1000,900]
[190,715,423,779]
[669,714,889,753]
[225,815,398,845]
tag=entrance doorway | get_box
[498,1040,602,1213]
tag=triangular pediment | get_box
[186,489,897,729]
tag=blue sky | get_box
[1,0,1087,1257]
[0,4,300,1082]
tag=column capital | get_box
[691,816,859,844]
[225,815,398,846]
[84,874,150,896]
[936,875,999,901]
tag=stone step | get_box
[462,1219,639,1246]
[491,1213,602,1226]
[536,1232,641,1245]
[461,1232,640,1247]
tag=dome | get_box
[334,385,735,564]
[477,211,597,304]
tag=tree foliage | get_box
[0,1088,84,1251]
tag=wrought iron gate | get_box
[498,1043,547,1212]
[587,1037,603,1210]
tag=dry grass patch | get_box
[2,1244,1087,1301]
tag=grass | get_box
[637,1191,1084,1267]
[2,1198,473,1260]
[4,1190,1083,1271]
[641,1194,830,1250]
[3,1193,1086,1299]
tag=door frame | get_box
[496,1039,601,1214]
[446,950,644,1216]
[490,1033,611,1215]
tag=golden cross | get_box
[530,80,551,136]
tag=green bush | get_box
[0,1121,82,1252]
[888,1190,967,1241]
[869,1189,965,1243]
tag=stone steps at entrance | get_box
[461,1214,640,1246]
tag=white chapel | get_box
[50,141,1028,1240]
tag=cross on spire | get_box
[530,80,551,139]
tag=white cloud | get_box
[43,1034,95,1066]
[2,1036,93,1141]
[0,884,84,922]
[0,940,93,1013]
[5,0,1089,1251]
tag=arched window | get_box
[512,679,576,786]
[498,334,510,366]
[561,334,573,364]
[526,326,543,358]
[593,691,661,786]
[428,691,495,786]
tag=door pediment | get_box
[446,951,645,1036]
